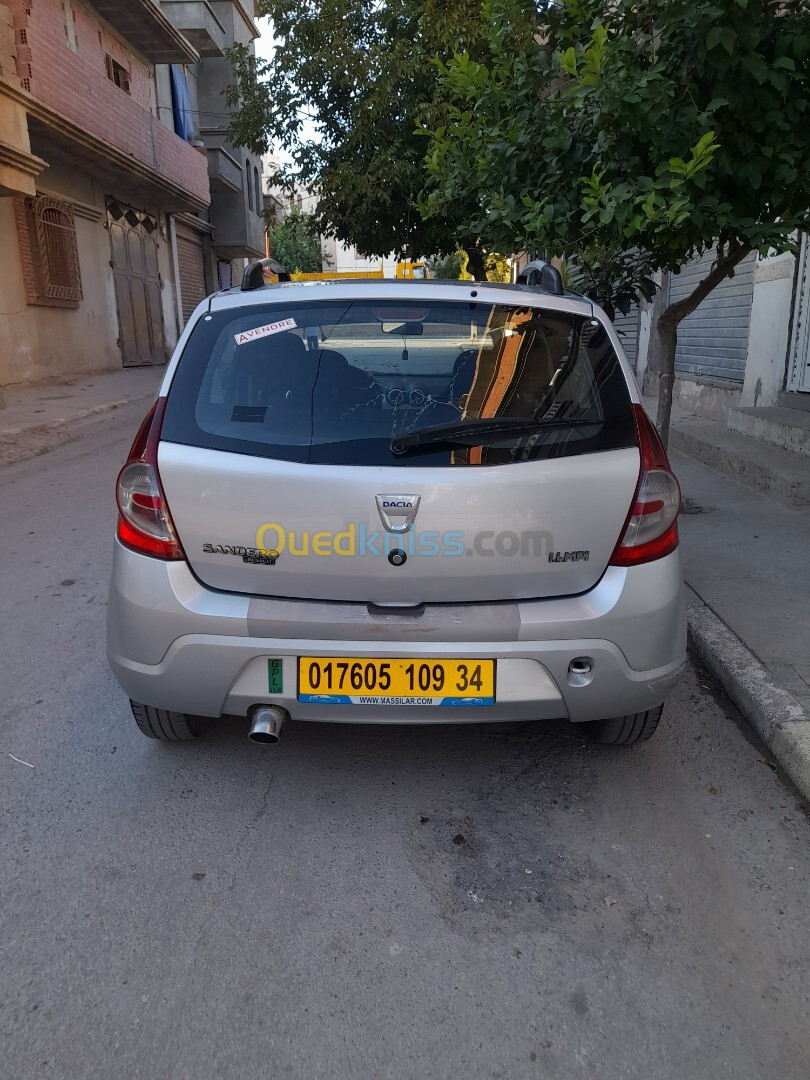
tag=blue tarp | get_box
[170,65,193,142]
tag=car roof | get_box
[208,277,593,317]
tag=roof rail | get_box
[517,259,563,296]
[241,257,291,291]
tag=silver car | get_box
[107,260,685,746]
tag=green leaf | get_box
[559,47,577,76]
[706,27,736,55]
[615,295,632,316]
[694,131,717,156]
[743,54,768,84]
[638,277,658,301]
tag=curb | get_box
[0,397,133,438]
[686,584,810,800]
[0,394,152,465]
[670,427,808,510]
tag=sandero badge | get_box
[202,543,279,565]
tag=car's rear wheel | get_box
[130,700,198,741]
[584,705,664,746]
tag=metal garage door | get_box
[612,306,640,369]
[672,248,756,382]
[176,225,208,324]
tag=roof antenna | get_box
[241,257,290,291]
[516,259,563,295]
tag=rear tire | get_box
[130,700,198,741]
[584,705,664,746]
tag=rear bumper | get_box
[109,634,683,725]
[107,541,686,724]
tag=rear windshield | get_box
[162,298,635,467]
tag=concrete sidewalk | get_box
[663,394,810,509]
[672,449,810,798]
[644,391,810,797]
[0,366,164,465]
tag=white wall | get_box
[331,239,392,274]
[740,251,796,407]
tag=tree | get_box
[431,251,473,279]
[430,249,511,280]
[423,0,810,441]
[485,252,512,283]
[267,209,328,273]
[226,0,491,278]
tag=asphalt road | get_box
[1,403,808,1080]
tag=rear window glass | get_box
[161,298,635,467]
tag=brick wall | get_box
[6,0,209,205]
[0,3,20,81]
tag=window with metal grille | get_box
[27,196,83,304]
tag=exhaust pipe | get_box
[248,705,288,744]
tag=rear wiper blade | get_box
[390,416,601,456]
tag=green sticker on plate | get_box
[267,658,284,694]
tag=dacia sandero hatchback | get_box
[107,259,685,746]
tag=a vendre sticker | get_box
[234,318,297,345]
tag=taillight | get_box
[116,397,184,560]
[610,404,680,566]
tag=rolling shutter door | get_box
[672,249,756,382]
[612,306,639,368]
[176,225,207,324]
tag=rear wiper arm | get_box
[390,416,601,456]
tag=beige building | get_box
[0,0,213,388]
[0,0,264,389]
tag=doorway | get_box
[107,199,166,366]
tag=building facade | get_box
[320,237,400,278]
[159,0,265,300]
[0,0,209,385]
[0,0,264,388]
[618,241,810,450]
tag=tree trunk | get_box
[651,312,679,449]
[642,270,671,398]
[463,243,487,282]
[646,243,752,446]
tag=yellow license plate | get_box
[297,657,495,706]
